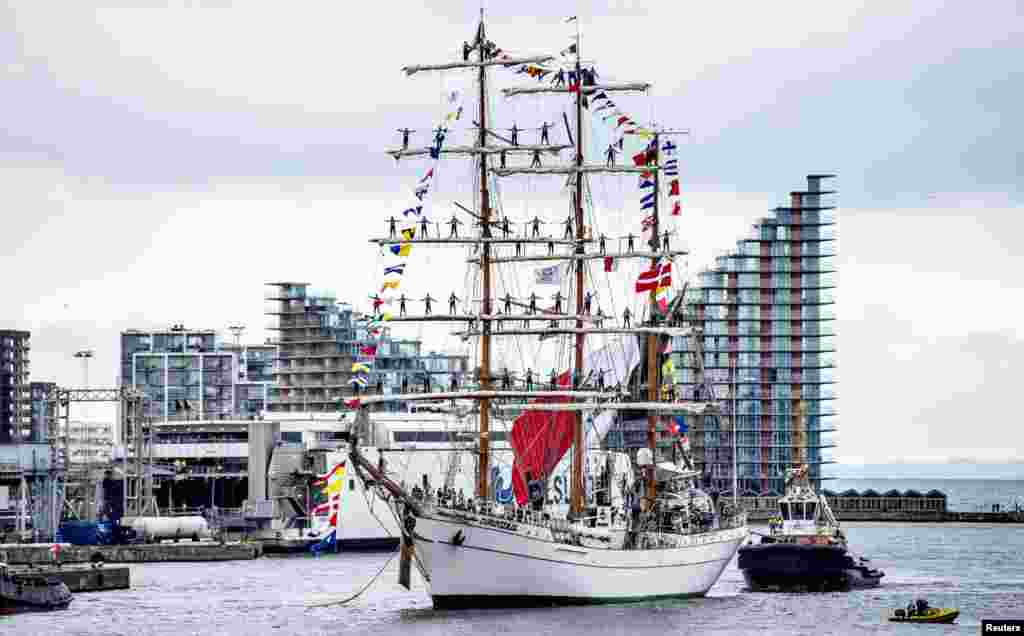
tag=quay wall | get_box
[10,565,132,592]
[0,541,261,565]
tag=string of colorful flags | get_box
[501,54,683,314]
[309,462,346,552]
[344,89,465,410]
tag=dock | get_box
[0,541,261,566]
[9,564,131,593]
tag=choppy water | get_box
[832,479,1024,512]
[6,522,1023,636]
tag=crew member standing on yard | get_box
[540,121,552,145]
[397,128,413,150]
[422,293,435,315]
[448,214,462,238]
[531,216,543,238]
[509,123,520,146]
[530,149,542,168]
[448,292,459,315]
[387,216,398,238]
[419,215,430,238]
[563,215,573,239]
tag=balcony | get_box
[276,381,353,389]
[267,336,338,346]
[266,319,323,330]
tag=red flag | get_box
[671,201,682,216]
[603,256,617,272]
[632,152,647,166]
[568,81,580,92]
[669,179,680,196]
[635,262,672,293]
[344,398,361,409]
[359,345,377,356]
[635,267,660,292]
[617,116,629,126]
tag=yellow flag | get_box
[381,279,400,290]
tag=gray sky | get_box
[2,2,1021,473]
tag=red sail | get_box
[510,371,572,505]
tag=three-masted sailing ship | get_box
[344,14,749,609]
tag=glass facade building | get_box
[121,327,245,421]
[266,282,468,413]
[221,343,275,418]
[672,175,837,495]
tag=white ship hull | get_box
[412,512,748,608]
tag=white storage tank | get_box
[124,516,210,542]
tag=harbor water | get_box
[5,522,1023,635]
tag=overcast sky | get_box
[2,2,1021,473]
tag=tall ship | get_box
[342,13,748,608]
[737,466,884,591]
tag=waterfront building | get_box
[0,331,57,539]
[265,282,468,414]
[221,343,275,418]
[0,330,31,444]
[673,175,837,495]
[120,326,235,421]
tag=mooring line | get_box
[305,546,401,609]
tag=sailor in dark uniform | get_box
[527,471,545,511]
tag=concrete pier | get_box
[0,541,261,565]
[9,565,131,592]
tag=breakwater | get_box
[738,489,1024,522]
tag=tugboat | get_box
[0,562,73,613]
[738,466,884,592]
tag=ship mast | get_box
[570,22,585,517]
[476,15,493,501]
